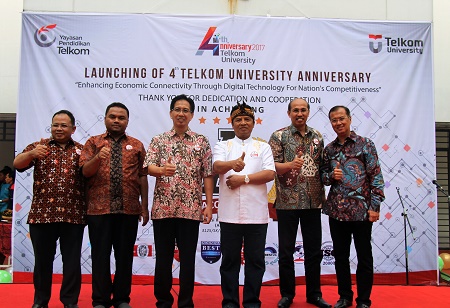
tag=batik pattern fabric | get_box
[320,131,385,221]
[80,132,147,215]
[269,125,326,210]
[18,138,86,224]
[144,128,213,221]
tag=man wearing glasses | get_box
[269,98,331,308]
[14,110,86,308]
[145,94,214,308]
[320,105,384,308]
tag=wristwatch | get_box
[244,174,250,184]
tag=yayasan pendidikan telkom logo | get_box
[369,34,382,53]
[34,24,57,47]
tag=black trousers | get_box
[219,222,268,308]
[276,209,323,301]
[87,214,139,308]
[29,222,85,306]
[329,218,373,307]
[153,218,200,308]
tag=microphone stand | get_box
[396,187,416,285]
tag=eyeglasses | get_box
[330,116,349,124]
[51,124,72,129]
[172,108,192,114]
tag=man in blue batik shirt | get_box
[320,106,385,308]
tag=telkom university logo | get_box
[34,24,57,47]
[196,27,220,56]
[368,34,382,53]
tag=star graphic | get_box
[213,117,221,124]
[227,116,232,124]
[199,117,206,124]
[256,117,263,125]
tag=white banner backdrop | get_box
[13,12,436,284]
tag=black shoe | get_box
[307,297,332,308]
[334,299,352,308]
[64,305,79,308]
[356,304,370,308]
[31,305,48,308]
[277,297,293,308]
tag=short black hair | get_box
[170,94,195,112]
[106,102,129,117]
[328,105,351,119]
[52,110,75,126]
[288,98,310,111]
[0,166,11,176]
[6,169,15,181]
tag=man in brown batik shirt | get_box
[81,102,148,308]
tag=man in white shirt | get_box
[213,102,276,308]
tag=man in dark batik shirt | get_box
[269,98,331,308]
[14,110,86,308]
[320,105,385,308]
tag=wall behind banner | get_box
[0,0,447,284]
[5,0,450,120]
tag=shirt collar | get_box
[102,131,128,141]
[332,131,357,145]
[289,124,312,136]
[233,135,252,145]
[49,138,75,147]
[169,128,194,139]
